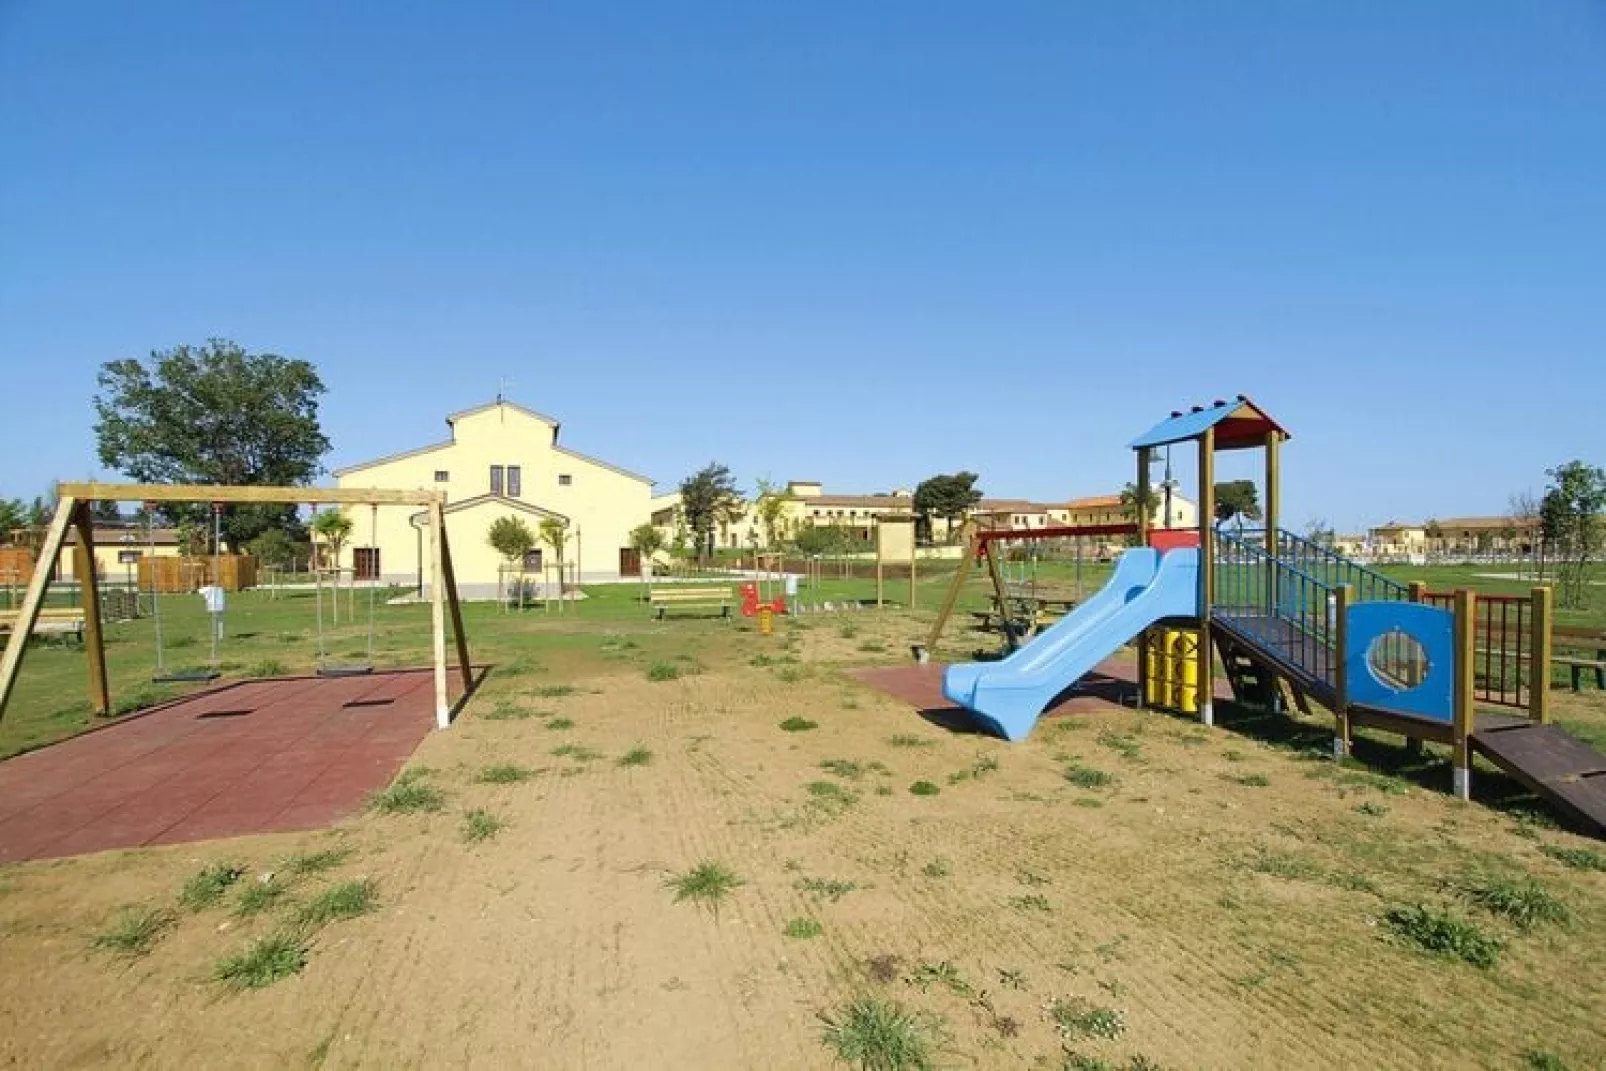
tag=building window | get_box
[433,470,449,483]
[558,474,572,486]
[507,466,522,498]
[490,465,504,495]
[522,548,542,570]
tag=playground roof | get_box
[1127,395,1287,452]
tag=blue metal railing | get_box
[1214,530,1339,689]
[1234,528,1408,605]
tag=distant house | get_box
[1368,516,1538,556]
[332,399,653,596]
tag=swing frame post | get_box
[0,482,473,730]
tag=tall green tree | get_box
[1213,480,1262,529]
[913,472,982,543]
[679,463,743,560]
[94,339,331,550]
[1118,482,1159,542]
[1540,459,1606,609]
[753,479,791,549]
[0,499,26,539]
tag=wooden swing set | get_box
[913,514,1137,663]
[0,482,474,730]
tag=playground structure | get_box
[940,397,1605,833]
[0,482,474,730]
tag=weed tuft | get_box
[1008,893,1053,913]
[551,743,602,761]
[369,770,445,814]
[646,662,681,682]
[618,745,654,767]
[779,716,818,732]
[1043,995,1125,1041]
[282,847,353,877]
[546,716,577,730]
[887,734,933,748]
[820,996,942,1071]
[532,684,575,698]
[1064,765,1115,789]
[1383,904,1503,968]
[921,858,951,879]
[235,878,288,917]
[461,809,506,843]
[820,758,864,779]
[1454,877,1569,931]
[783,917,823,939]
[91,906,175,958]
[795,876,859,902]
[179,862,246,911]
[295,879,379,927]
[908,781,941,797]
[478,763,535,784]
[1540,844,1606,872]
[213,931,308,990]
[667,861,743,916]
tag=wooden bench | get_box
[647,586,733,620]
[1553,626,1606,692]
[0,608,87,643]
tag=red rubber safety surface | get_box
[0,670,446,863]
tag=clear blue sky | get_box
[2,2,1602,532]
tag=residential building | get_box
[332,399,653,596]
[51,525,182,584]
[1369,516,1540,557]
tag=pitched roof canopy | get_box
[1128,395,1288,452]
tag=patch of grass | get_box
[90,906,175,958]
[750,653,777,667]
[245,658,288,677]
[1064,765,1116,789]
[906,959,972,996]
[1523,1050,1570,1071]
[1354,801,1389,818]
[666,861,743,916]
[1540,844,1606,872]
[1072,797,1105,809]
[997,966,1028,990]
[295,879,379,927]
[1008,893,1052,913]
[1224,772,1271,788]
[887,734,933,748]
[368,770,445,814]
[235,878,288,917]
[213,931,309,990]
[908,780,940,796]
[921,857,951,879]
[179,862,246,911]
[545,716,576,730]
[779,716,818,732]
[819,996,942,1071]
[477,763,535,784]
[949,752,1001,784]
[783,917,823,939]
[806,780,860,808]
[1044,995,1126,1041]
[461,808,506,843]
[776,666,805,684]
[858,640,888,653]
[1096,730,1143,761]
[112,685,173,716]
[1383,904,1503,969]
[795,876,859,902]
[1454,876,1570,931]
[532,684,575,698]
[282,847,353,877]
[618,745,654,767]
[496,656,542,677]
[820,758,864,779]
[1249,849,1321,882]
[645,662,681,682]
[838,623,860,639]
[551,743,602,761]
[482,699,539,721]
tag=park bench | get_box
[1553,626,1606,692]
[0,607,86,643]
[647,586,733,620]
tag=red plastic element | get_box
[740,584,789,617]
[1148,529,1201,552]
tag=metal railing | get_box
[1237,528,1408,605]
[1215,530,1340,689]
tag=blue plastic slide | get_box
[942,547,1200,741]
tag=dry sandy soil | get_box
[1,611,1603,1070]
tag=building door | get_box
[354,547,380,580]
[619,547,641,577]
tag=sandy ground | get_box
[1,614,1603,1069]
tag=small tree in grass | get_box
[487,516,537,607]
[310,510,353,624]
[539,519,570,593]
[754,479,791,549]
[630,523,664,578]
[1541,460,1606,610]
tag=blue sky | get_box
[2,2,1601,532]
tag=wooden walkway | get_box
[1471,716,1606,836]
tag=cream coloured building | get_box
[332,400,653,597]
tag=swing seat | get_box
[317,663,374,678]
[153,669,221,684]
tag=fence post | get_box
[1530,586,1552,724]
[1404,582,1426,755]
[1452,588,1476,800]
[1332,584,1351,760]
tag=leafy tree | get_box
[753,479,791,549]
[1509,490,1544,578]
[1540,460,1606,609]
[91,498,123,524]
[246,527,299,570]
[913,472,982,543]
[538,518,569,567]
[629,523,664,579]
[1213,480,1261,528]
[487,516,537,569]
[1303,517,1336,548]
[94,339,331,550]
[26,494,52,528]
[793,524,871,556]
[1118,482,1159,543]
[679,463,743,560]
[0,499,25,540]
[310,510,353,624]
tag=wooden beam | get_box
[1135,446,1152,545]
[70,502,111,716]
[1333,584,1351,757]
[982,542,1020,651]
[1197,429,1215,725]
[918,520,978,659]
[0,497,79,723]
[1264,431,1281,556]
[1530,586,1552,724]
[428,502,450,729]
[437,504,473,695]
[1453,588,1476,800]
[58,482,440,507]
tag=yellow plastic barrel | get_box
[758,605,774,636]
[1172,629,1199,714]
[1144,629,1166,707]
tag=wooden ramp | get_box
[1471,716,1606,836]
